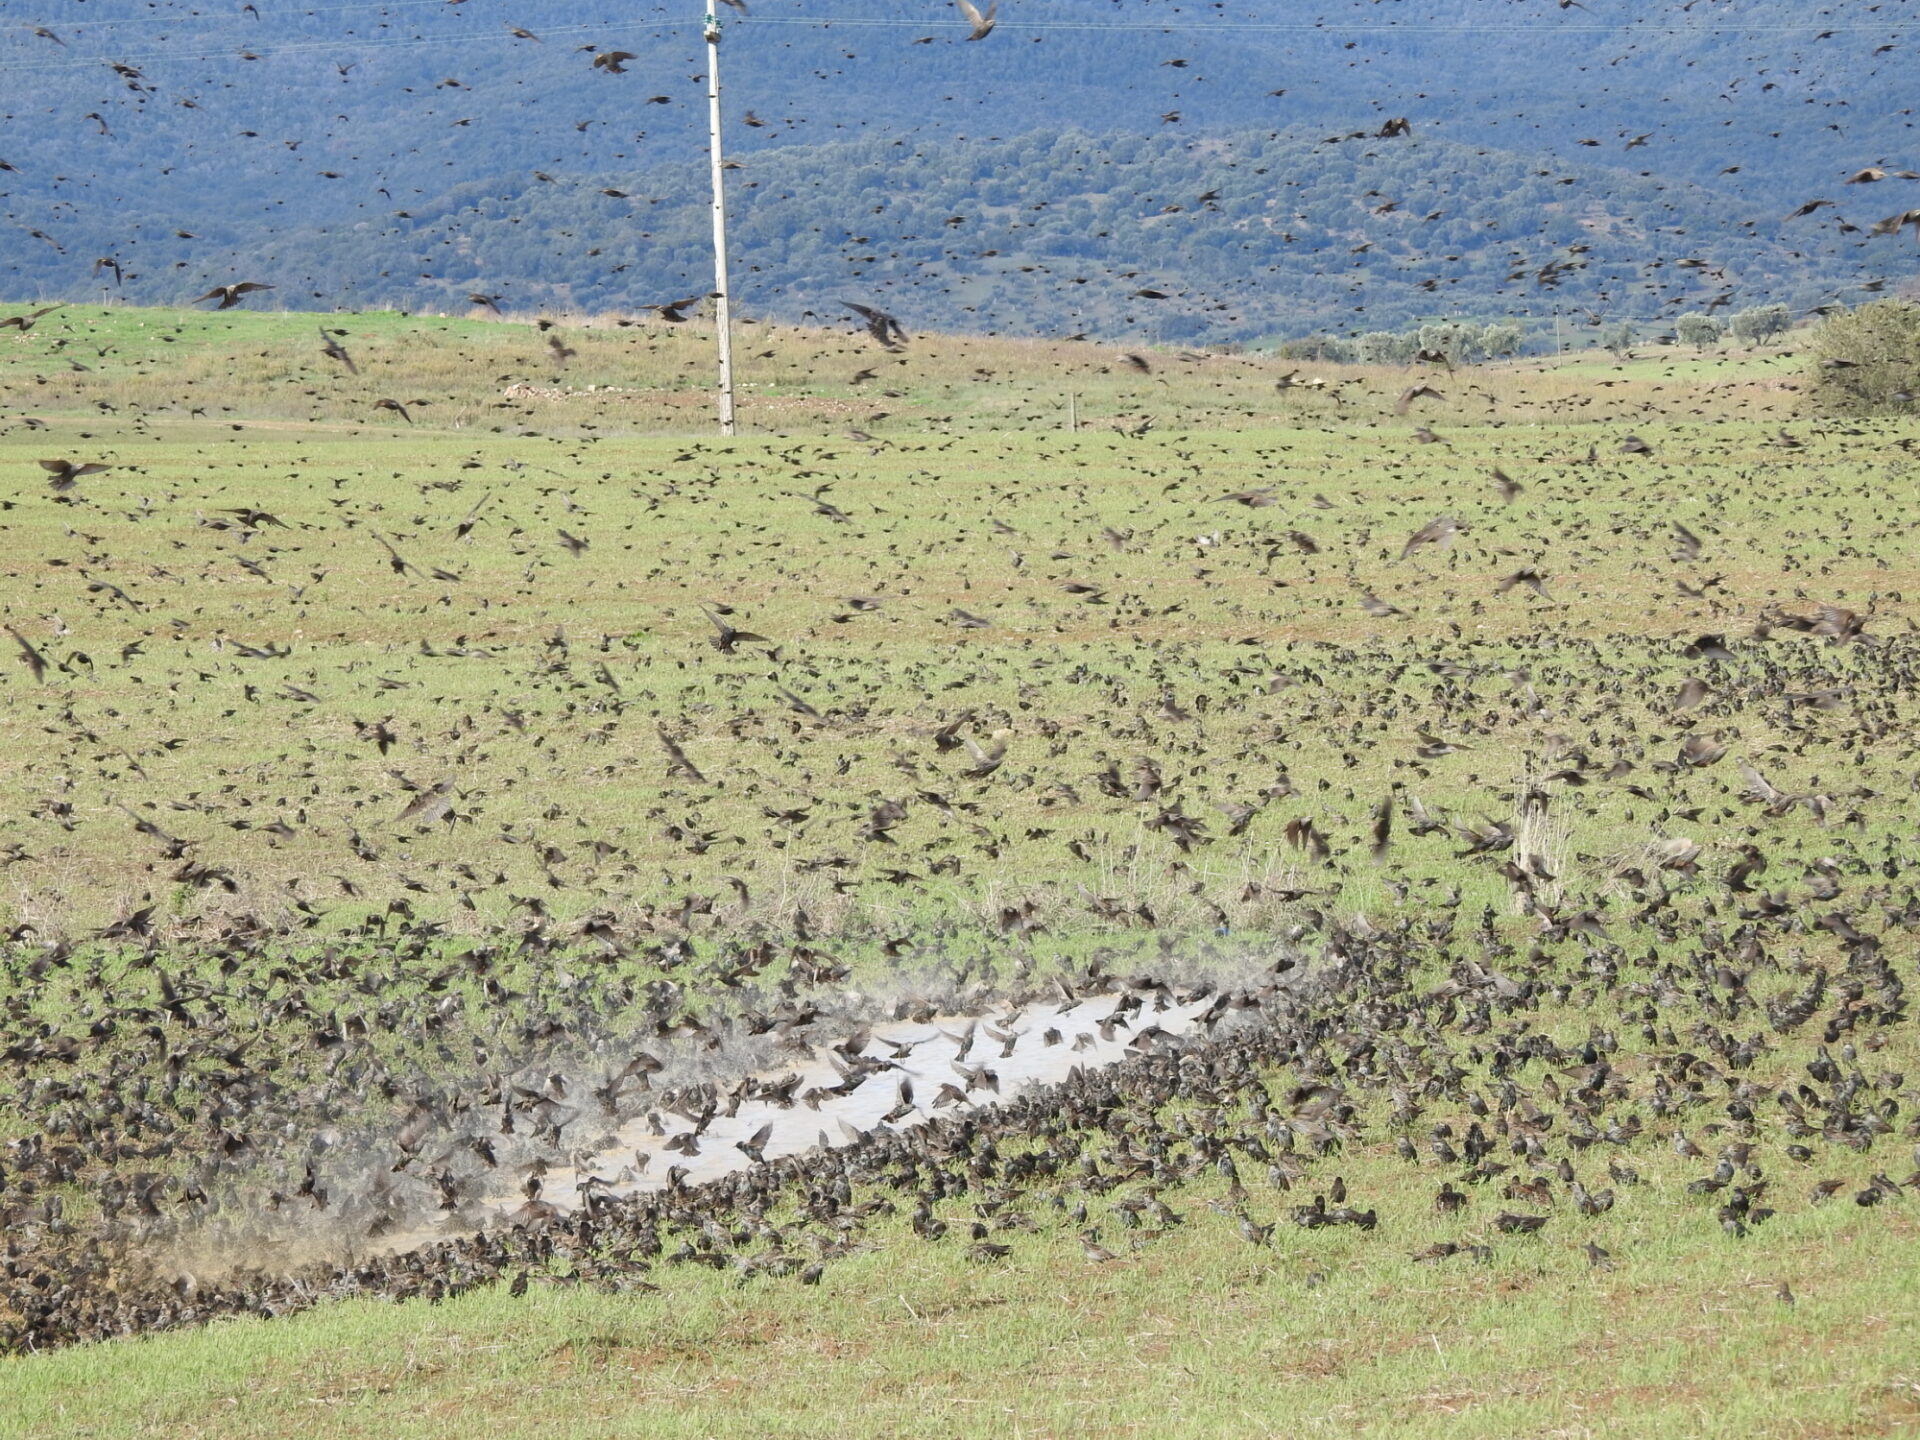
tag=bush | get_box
[1480,322,1524,358]
[1276,335,1354,363]
[1806,301,1920,415]
[1285,319,1527,366]
[1600,321,1636,356]
[1417,322,1481,364]
[1356,330,1418,365]
[1675,313,1722,351]
[1728,303,1791,346]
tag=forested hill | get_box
[193,128,1843,343]
[2,0,1913,343]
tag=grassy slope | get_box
[8,990,1920,1440]
[10,1200,1918,1439]
[4,308,1920,1439]
[0,307,1881,941]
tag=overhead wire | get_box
[1,9,1911,76]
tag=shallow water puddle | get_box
[488,986,1218,1221]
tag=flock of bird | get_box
[4,311,1914,948]
[3,820,1916,1353]
[4,319,1920,1349]
[3,0,1920,1368]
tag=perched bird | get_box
[1495,1211,1548,1235]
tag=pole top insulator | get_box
[705,14,721,41]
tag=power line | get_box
[0,24,667,75]
[3,13,1911,74]
[732,16,1915,33]
[9,3,1913,35]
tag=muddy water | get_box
[149,981,1262,1276]
[478,986,1218,1223]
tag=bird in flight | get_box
[703,605,773,655]
[318,328,357,373]
[2,305,63,332]
[1395,383,1445,415]
[4,625,50,683]
[646,295,708,324]
[194,282,274,309]
[843,301,909,350]
[956,0,998,41]
[40,459,110,493]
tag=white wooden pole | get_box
[705,8,737,435]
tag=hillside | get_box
[2,0,1913,341]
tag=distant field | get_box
[4,301,1812,436]
[3,307,1919,1439]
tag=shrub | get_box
[1355,330,1418,365]
[1276,335,1353,363]
[1675,313,1722,351]
[1806,300,1920,415]
[1480,322,1524,358]
[1728,303,1791,346]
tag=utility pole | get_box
[704,7,737,435]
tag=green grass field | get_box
[3,306,1918,1438]
[10,1173,1918,1439]
[0,308,1888,942]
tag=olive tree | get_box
[1600,321,1636,357]
[1806,301,1920,415]
[1728,303,1791,346]
[1674,313,1722,351]
[1355,331,1418,365]
[1480,322,1524,358]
